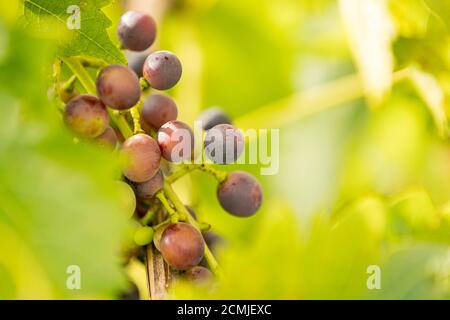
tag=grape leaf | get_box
[23,0,126,64]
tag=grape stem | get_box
[162,183,222,277]
[140,77,150,91]
[166,164,228,184]
[130,100,144,134]
[60,56,133,139]
[155,190,181,222]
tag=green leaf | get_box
[23,0,126,64]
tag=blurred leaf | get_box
[23,0,125,64]
[368,244,450,299]
[0,23,128,298]
[409,66,450,138]
[339,0,395,106]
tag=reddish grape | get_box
[217,171,262,217]
[64,94,109,138]
[96,65,141,110]
[159,223,204,270]
[117,11,157,51]
[141,94,178,130]
[204,124,244,164]
[143,51,182,90]
[95,126,118,149]
[120,133,161,183]
[157,121,194,162]
[135,170,164,200]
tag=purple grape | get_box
[120,133,161,183]
[157,121,194,162]
[96,65,141,110]
[204,124,244,164]
[185,266,213,284]
[143,51,182,90]
[141,94,178,130]
[197,107,232,130]
[127,52,149,78]
[64,94,109,138]
[95,126,118,149]
[135,170,164,200]
[217,171,262,217]
[117,11,157,51]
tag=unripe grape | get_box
[120,133,161,183]
[141,94,178,130]
[204,124,244,164]
[217,171,262,217]
[157,121,194,162]
[95,126,118,149]
[134,226,154,246]
[197,107,232,131]
[159,223,204,270]
[115,181,136,219]
[117,11,157,51]
[64,94,109,138]
[135,170,164,200]
[96,65,141,110]
[185,266,213,285]
[143,51,182,90]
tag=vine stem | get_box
[166,164,228,184]
[155,191,181,222]
[60,56,133,139]
[130,99,144,134]
[163,183,222,277]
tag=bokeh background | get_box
[1,0,450,299]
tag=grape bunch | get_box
[59,10,263,292]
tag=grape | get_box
[127,52,149,78]
[117,11,157,51]
[203,231,225,253]
[143,51,182,90]
[115,181,136,219]
[159,223,204,270]
[134,226,154,246]
[141,94,178,130]
[96,65,141,110]
[204,124,244,164]
[185,266,213,284]
[217,171,262,217]
[120,133,161,183]
[197,107,232,131]
[135,170,164,200]
[157,121,194,162]
[95,126,118,149]
[64,94,109,138]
